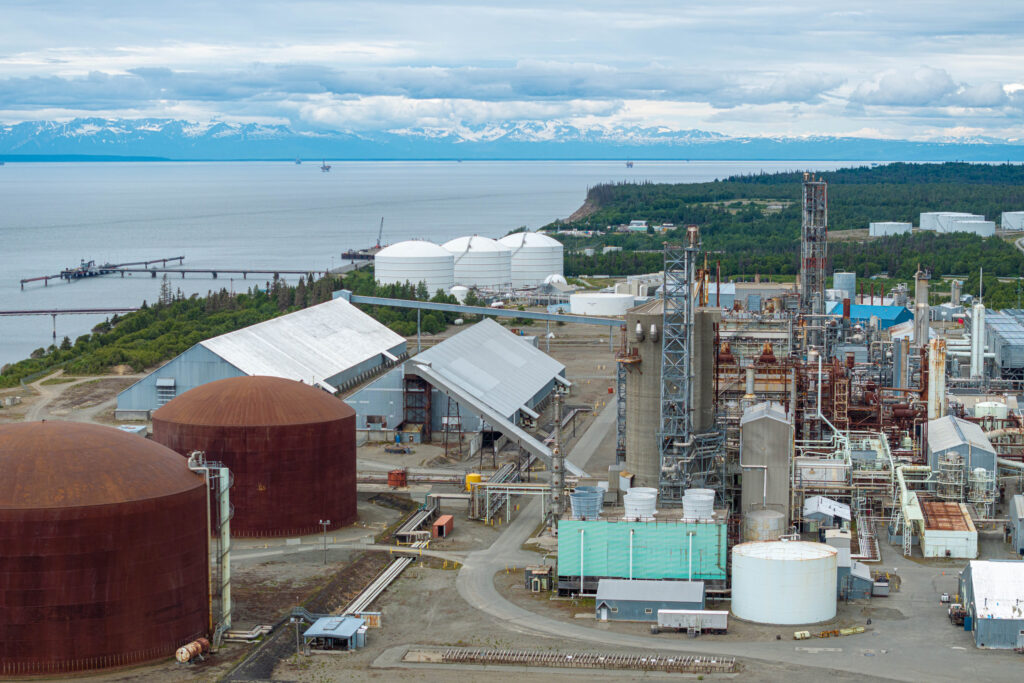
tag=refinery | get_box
[5,175,1024,680]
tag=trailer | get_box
[652,609,728,635]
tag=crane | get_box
[376,217,384,249]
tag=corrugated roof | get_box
[739,401,789,426]
[826,302,912,321]
[927,415,996,456]
[968,560,1024,620]
[921,500,975,532]
[200,298,405,391]
[596,579,704,604]
[303,616,364,639]
[411,318,566,419]
[804,495,851,520]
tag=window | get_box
[156,378,176,406]
[610,607,618,613]
[366,415,387,429]
[644,608,653,614]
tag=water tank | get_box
[374,240,454,294]
[624,487,657,520]
[497,231,564,287]
[833,272,856,300]
[570,292,637,316]
[742,509,787,542]
[449,285,470,303]
[0,422,208,675]
[465,473,482,491]
[682,489,714,521]
[732,541,837,624]
[153,376,357,536]
[442,235,512,289]
[570,486,603,520]
[544,273,568,286]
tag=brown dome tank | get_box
[152,376,356,536]
[0,422,209,676]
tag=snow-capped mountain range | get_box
[1,118,1022,161]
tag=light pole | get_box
[319,519,330,565]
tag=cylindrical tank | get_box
[624,301,662,487]
[374,240,455,294]
[497,231,564,288]
[0,422,209,675]
[569,486,603,519]
[623,492,656,520]
[682,489,714,521]
[742,509,787,541]
[443,235,512,289]
[732,541,838,624]
[975,401,1008,419]
[570,292,636,316]
[465,472,483,491]
[833,272,856,300]
[153,376,357,537]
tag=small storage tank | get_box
[498,231,564,288]
[449,285,470,303]
[153,376,357,536]
[732,541,837,624]
[682,488,714,521]
[465,472,483,491]
[374,240,454,294]
[443,235,512,289]
[975,401,1009,419]
[0,422,208,675]
[743,509,787,542]
[833,272,856,300]
[569,486,603,520]
[570,292,637,316]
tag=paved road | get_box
[454,405,1020,682]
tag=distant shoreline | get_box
[3,155,1023,164]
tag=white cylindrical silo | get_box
[833,272,855,301]
[442,235,512,289]
[731,541,837,624]
[569,293,637,316]
[375,240,454,294]
[1002,212,1024,231]
[498,232,564,288]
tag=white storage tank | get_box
[833,272,856,301]
[946,219,995,237]
[498,232,564,288]
[449,285,470,303]
[731,541,837,624]
[442,235,512,289]
[570,292,636,316]
[375,240,454,294]
[975,401,1009,420]
[1002,211,1024,231]
[869,222,911,237]
[742,509,786,542]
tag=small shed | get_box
[920,500,978,559]
[595,579,705,622]
[525,565,553,592]
[959,560,1024,649]
[432,514,454,538]
[1011,495,1024,556]
[839,560,874,600]
[303,616,366,651]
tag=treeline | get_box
[0,269,458,387]
[553,162,1024,279]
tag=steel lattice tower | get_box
[800,174,828,347]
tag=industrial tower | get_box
[658,226,723,504]
[799,174,828,348]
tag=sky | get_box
[2,1,1023,140]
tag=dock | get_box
[20,256,185,289]
[0,307,140,338]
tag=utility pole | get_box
[319,519,330,565]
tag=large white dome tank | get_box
[442,236,512,289]
[498,232,564,288]
[732,541,837,624]
[375,240,454,294]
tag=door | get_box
[600,606,609,621]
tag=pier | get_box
[20,256,185,289]
[0,308,140,338]
[110,267,327,279]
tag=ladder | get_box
[901,513,912,557]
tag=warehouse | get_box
[117,298,407,415]
[595,579,705,622]
[926,415,997,474]
[825,302,913,330]
[345,318,568,442]
[959,560,1024,649]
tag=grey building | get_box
[1011,495,1024,556]
[344,318,568,437]
[926,416,997,474]
[739,402,793,519]
[595,579,705,622]
[959,560,1024,649]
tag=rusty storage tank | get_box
[0,422,209,676]
[152,376,356,536]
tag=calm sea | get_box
[0,160,855,366]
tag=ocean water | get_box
[0,160,853,366]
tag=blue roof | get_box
[826,302,912,328]
[303,616,364,640]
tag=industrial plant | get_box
[7,180,1024,678]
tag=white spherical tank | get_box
[569,293,636,316]
[742,509,786,542]
[375,240,454,294]
[449,285,470,303]
[442,236,512,289]
[732,541,837,624]
[498,232,564,288]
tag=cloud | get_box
[851,66,958,106]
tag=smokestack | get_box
[842,298,851,319]
[927,339,947,419]
[971,302,986,378]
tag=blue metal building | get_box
[926,416,997,474]
[116,298,407,415]
[826,301,913,330]
[959,560,1024,649]
[595,579,705,622]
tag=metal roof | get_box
[967,560,1024,620]
[733,541,837,561]
[376,239,452,258]
[927,415,996,456]
[410,318,567,420]
[739,402,789,427]
[825,302,912,321]
[803,495,851,521]
[920,500,975,532]
[200,298,406,392]
[596,579,705,605]
[303,616,364,640]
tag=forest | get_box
[0,269,457,387]
[551,162,1024,284]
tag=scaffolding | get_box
[659,230,723,504]
[935,453,965,502]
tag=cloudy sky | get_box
[2,1,1023,140]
